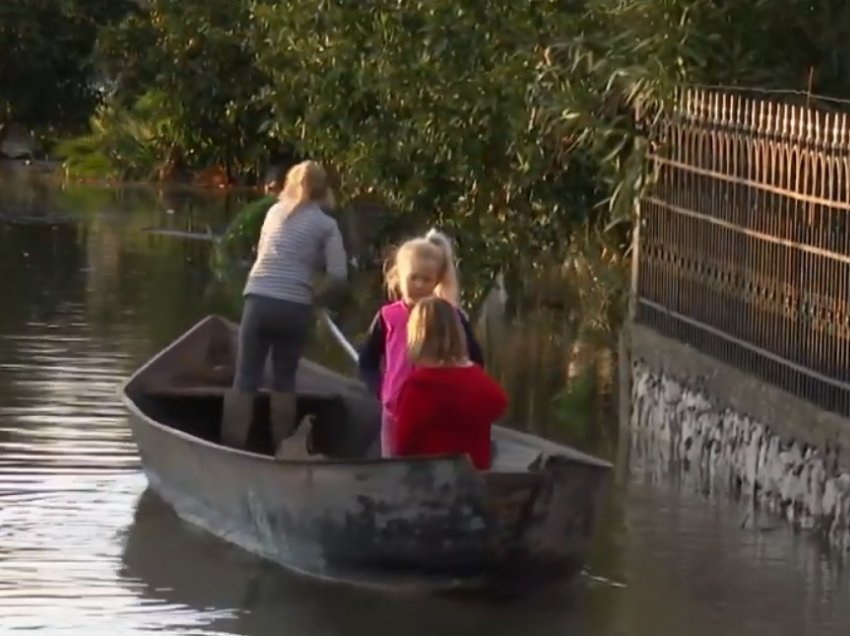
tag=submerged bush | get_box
[212,194,276,269]
[55,92,171,181]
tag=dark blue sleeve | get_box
[457,310,485,366]
[358,311,385,396]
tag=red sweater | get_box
[394,365,508,470]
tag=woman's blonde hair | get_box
[407,297,468,365]
[383,229,460,304]
[278,160,336,215]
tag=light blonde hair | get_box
[278,160,336,215]
[407,297,468,365]
[384,229,460,304]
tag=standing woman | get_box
[222,160,348,456]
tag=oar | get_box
[321,311,358,364]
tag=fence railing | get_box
[636,88,850,416]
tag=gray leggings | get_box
[233,294,314,392]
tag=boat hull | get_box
[121,316,611,594]
[129,410,500,590]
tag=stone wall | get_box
[626,324,850,552]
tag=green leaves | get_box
[0,0,135,137]
[93,0,275,179]
[250,0,600,280]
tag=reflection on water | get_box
[120,490,589,636]
[1,174,850,635]
[616,448,849,636]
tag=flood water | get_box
[1,173,849,635]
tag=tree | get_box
[251,0,610,296]
[95,0,274,180]
[0,0,134,137]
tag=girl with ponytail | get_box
[358,229,483,457]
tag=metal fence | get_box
[636,88,850,416]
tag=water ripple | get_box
[0,313,232,634]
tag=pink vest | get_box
[379,300,413,413]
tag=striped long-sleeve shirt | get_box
[243,201,348,304]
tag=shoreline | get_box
[0,157,269,195]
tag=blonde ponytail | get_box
[383,248,403,300]
[425,229,460,306]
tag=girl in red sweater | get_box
[394,297,508,469]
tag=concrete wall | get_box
[624,323,850,551]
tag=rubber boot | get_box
[221,390,254,449]
[270,391,297,455]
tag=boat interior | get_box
[135,387,377,458]
[124,316,562,474]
